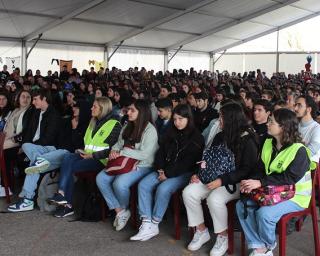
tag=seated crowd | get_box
[0,64,319,256]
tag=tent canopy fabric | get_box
[0,0,319,53]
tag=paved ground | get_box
[0,197,319,256]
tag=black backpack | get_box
[72,178,102,222]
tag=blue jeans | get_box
[59,153,105,204]
[138,171,191,222]
[96,167,151,210]
[20,143,69,199]
[236,199,303,249]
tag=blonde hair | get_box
[90,96,113,128]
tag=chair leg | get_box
[278,220,287,256]
[130,185,138,229]
[295,217,304,232]
[101,200,106,221]
[1,159,11,203]
[311,204,320,255]
[189,227,196,240]
[173,192,181,240]
[240,232,246,256]
[317,171,320,211]
[227,203,234,255]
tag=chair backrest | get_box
[0,132,6,157]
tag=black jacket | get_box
[194,106,219,132]
[56,100,91,152]
[153,128,204,178]
[23,105,61,146]
[214,131,259,187]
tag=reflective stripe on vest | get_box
[261,138,314,208]
[83,119,119,165]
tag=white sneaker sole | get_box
[54,211,74,218]
[25,162,50,174]
[140,231,159,241]
[8,206,34,212]
[188,235,211,251]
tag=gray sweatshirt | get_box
[112,122,159,167]
[299,119,320,162]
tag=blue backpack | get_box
[198,143,236,190]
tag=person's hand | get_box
[157,170,167,181]
[240,179,261,193]
[80,153,93,159]
[206,178,222,190]
[109,150,120,160]
[190,174,200,184]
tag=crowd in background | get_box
[0,63,319,256]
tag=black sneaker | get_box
[54,205,74,218]
[47,192,68,205]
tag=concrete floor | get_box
[0,193,319,256]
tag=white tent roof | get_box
[0,0,319,53]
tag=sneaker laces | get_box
[213,235,227,249]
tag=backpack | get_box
[37,171,59,212]
[72,178,102,222]
[198,143,236,192]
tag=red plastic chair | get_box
[0,132,11,203]
[226,199,239,255]
[241,169,320,256]
[172,191,182,240]
[277,169,320,256]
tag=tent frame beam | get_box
[105,0,219,47]
[210,10,320,54]
[166,0,299,51]
[26,33,42,59]
[23,0,107,41]
[168,45,183,64]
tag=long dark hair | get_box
[0,91,12,118]
[122,99,152,144]
[170,104,195,136]
[273,108,302,145]
[220,102,254,154]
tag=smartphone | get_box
[76,149,86,154]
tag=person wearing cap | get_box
[194,91,219,132]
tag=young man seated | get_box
[193,91,219,132]
[155,98,173,144]
[252,99,272,147]
[8,89,61,212]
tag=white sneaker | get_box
[210,234,228,256]
[8,198,34,212]
[187,228,211,251]
[130,221,159,241]
[25,158,50,174]
[0,186,13,197]
[115,209,131,231]
[249,249,273,256]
